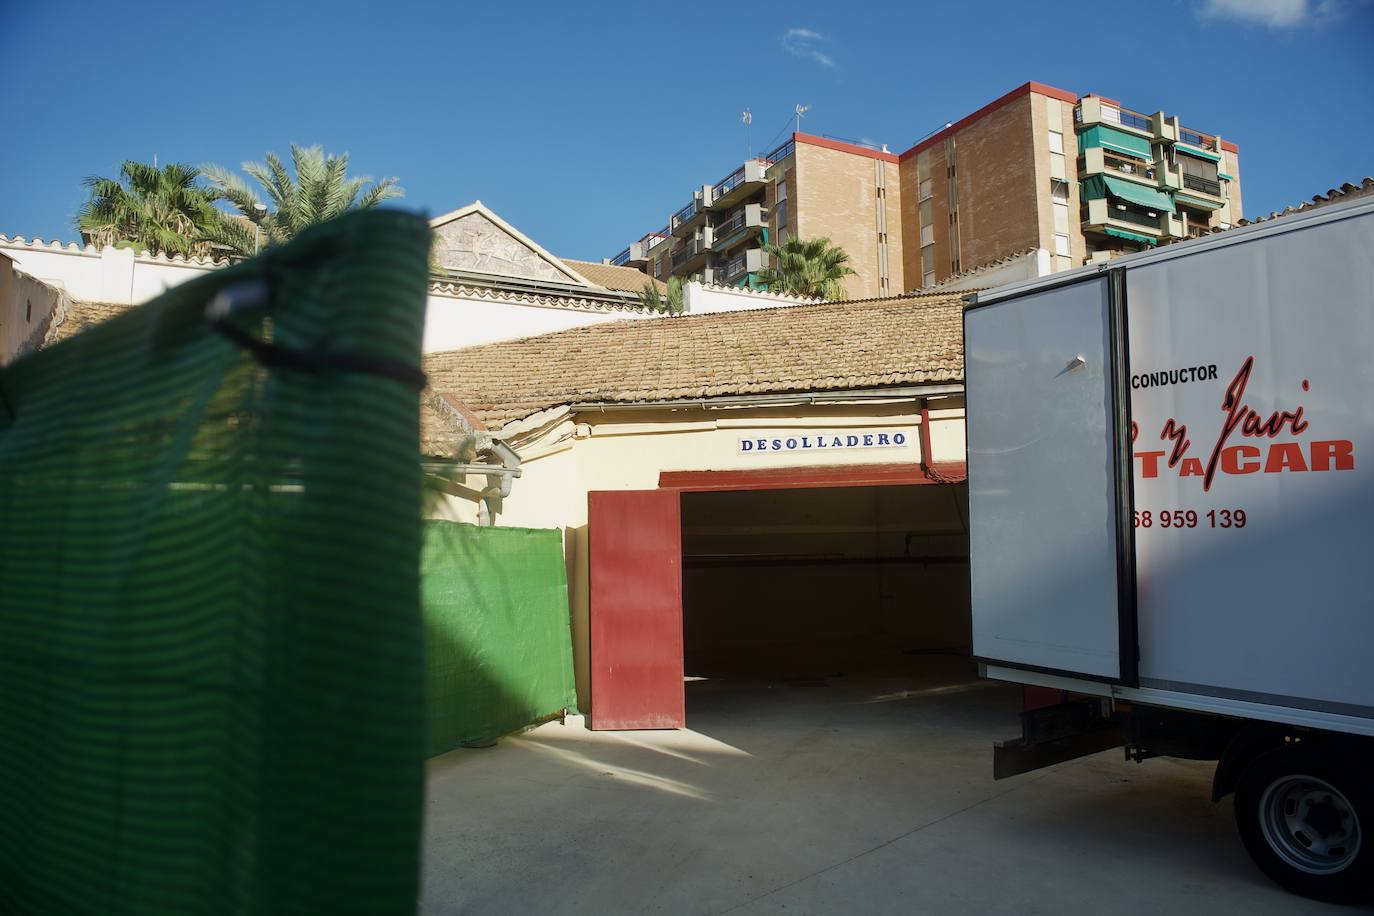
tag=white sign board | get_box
[1127,212,1374,716]
[737,430,915,455]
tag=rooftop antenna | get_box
[742,109,753,159]
[795,104,811,135]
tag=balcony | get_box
[1076,98,1154,135]
[671,235,710,274]
[1179,128,1217,151]
[711,203,767,250]
[1109,205,1162,230]
[1103,152,1156,182]
[763,139,795,165]
[710,159,768,209]
[610,228,670,267]
[1183,173,1222,197]
[720,247,766,284]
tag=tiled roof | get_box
[43,300,136,347]
[561,258,665,294]
[423,290,966,428]
[1237,177,1374,227]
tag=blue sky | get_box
[3,0,1371,261]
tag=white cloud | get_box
[1195,0,1347,28]
[781,28,835,68]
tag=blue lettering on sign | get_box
[878,433,890,445]
[758,439,767,450]
[846,436,859,447]
[741,439,753,451]
[894,433,906,445]
[772,439,782,450]
[862,434,874,446]
[786,438,797,449]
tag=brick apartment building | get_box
[609,81,1242,296]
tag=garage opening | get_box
[680,484,972,690]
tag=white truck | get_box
[965,196,1373,903]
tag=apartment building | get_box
[610,82,1242,294]
[611,135,902,299]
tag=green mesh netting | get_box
[0,210,431,915]
[423,521,577,755]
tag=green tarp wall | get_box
[423,521,577,755]
[0,211,431,915]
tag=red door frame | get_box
[659,461,966,493]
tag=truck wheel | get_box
[1234,747,1370,903]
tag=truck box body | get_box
[966,198,1374,736]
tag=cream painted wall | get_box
[456,397,967,710]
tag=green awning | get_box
[1175,191,1224,211]
[1101,175,1174,212]
[1176,143,1221,162]
[1104,226,1158,246]
[1218,172,1235,181]
[1078,124,1152,161]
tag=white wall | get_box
[422,290,634,352]
[0,237,219,305]
[932,249,1051,293]
[682,281,818,314]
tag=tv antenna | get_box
[742,109,753,158]
[795,104,811,134]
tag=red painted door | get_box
[588,489,684,730]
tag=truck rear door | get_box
[965,273,1137,684]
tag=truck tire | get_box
[1234,747,1370,903]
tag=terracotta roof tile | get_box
[561,258,665,294]
[43,300,137,346]
[423,291,966,428]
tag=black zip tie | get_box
[207,273,427,391]
[212,319,428,389]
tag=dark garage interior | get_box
[680,484,972,684]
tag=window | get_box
[1053,202,1070,234]
[1054,233,1070,257]
[923,271,936,288]
[1051,180,1069,203]
[655,258,664,279]
[921,244,935,275]
[775,200,788,229]
[920,223,934,246]
[776,181,788,202]
[776,227,789,246]
[1048,131,1064,154]
[919,178,933,201]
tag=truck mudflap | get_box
[993,697,1125,780]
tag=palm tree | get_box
[755,236,856,300]
[638,276,684,313]
[75,161,222,258]
[202,144,403,256]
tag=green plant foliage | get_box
[637,275,684,313]
[755,236,857,300]
[75,161,222,258]
[202,145,404,256]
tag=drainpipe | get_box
[480,439,522,526]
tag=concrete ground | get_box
[422,661,1345,915]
